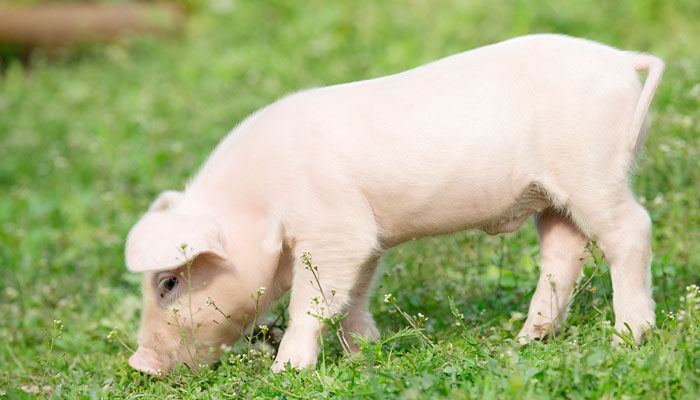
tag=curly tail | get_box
[627,53,664,152]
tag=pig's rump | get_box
[235,34,647,247]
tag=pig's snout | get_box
[128,346,166,376]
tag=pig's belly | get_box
[369,180,550,248]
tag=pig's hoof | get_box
[611,320,653,348]
[270,360,287,373]
[272,336,320,372]
[343,324,380,354]
[271,358,315,373]
[271,347,318,373]
[611,334,629,349]
[516,323,550,345]
[517,335,531,346]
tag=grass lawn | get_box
[1,0,699,398]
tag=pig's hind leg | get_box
[568,187,655,345]
[518,208,588,344]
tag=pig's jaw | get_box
[128,346,166,376]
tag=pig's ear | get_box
[125,211,228,272]
[148,190,184,212]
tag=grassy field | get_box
[1,0,699,398]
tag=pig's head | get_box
[124,191,266,375]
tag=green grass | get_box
[1,0,699,398]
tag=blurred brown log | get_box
[0,3,183,46]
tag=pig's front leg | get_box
[272,231,380,372]
[272,284,326,372]
[518,209,587,343]
[339,256,381,353]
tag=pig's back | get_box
[231,34,642,245]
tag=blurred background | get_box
[1,0,698,396]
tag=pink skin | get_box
[128,256,266,374]
[128,347,162,376]
[126,212,294,374]
[125,34,663,373]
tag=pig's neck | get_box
[183,119,294,307]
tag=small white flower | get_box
[690,83,700,99]
[52,320,64,331]
[510,311,525,321]
[4,287,19,300]
[653,193,665,206]
[258,287,266,296]
[384,293,394,303]
[220,343,233,353]
[681,116,692,128]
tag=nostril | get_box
[128,346,165,376]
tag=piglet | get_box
[125,34,663,374]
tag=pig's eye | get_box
[158,276,179,297]
[164,277,177,291]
